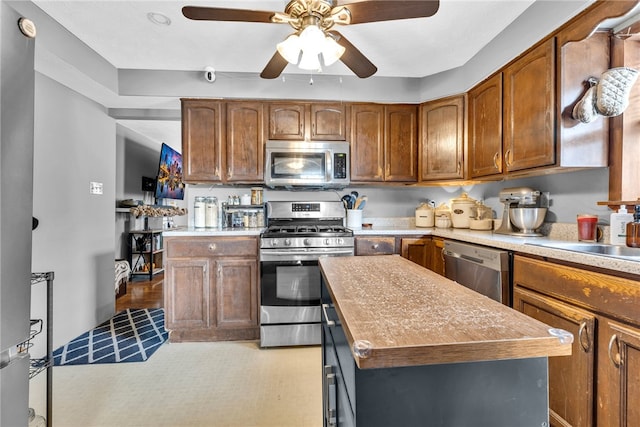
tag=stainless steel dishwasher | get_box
[443,240,512,305]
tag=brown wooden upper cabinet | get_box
[503,38,556,173]
[182,99,224,183]
[351,104,418,182]
[226,101,265,182]
[268,102,347,141]
[468,73,503,179]
[419,95,465,181]
[182,99,265,184]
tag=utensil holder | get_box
[346,209,362,230]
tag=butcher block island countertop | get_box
[319,255,572,370]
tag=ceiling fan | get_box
[182,0,440,79]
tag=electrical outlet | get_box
[90,182,103,195]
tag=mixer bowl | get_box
[510,207,547,233]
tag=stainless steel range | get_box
[259,201,354,347]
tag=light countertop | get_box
[319,255,573,369]
[163,222,640,276]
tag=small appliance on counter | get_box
[494,187,548,237]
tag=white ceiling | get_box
[29,0,566,146]
[33,0,536,78]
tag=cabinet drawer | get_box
[166,236,257,258]
[514,255,640,325]
[355,237,396,255]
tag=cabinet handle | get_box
[608,334,621,367]
[322,303,335,327]
[578,322,590,352]
[208,243,217,252]
[493,152,501,170]
[312,122,316,136]
[300,122,303,135]
[385,164,390,177]
[372,244,379,249]
[214,167,220,177]
[324,365,337,427]
[227,168,232,179]
[504,149,513,167]
[457,161,461,175]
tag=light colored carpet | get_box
[53,341,322,427]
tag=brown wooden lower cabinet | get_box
[354,236,396,256]
[513,254,640,427]
[164,236,259,342]
[400,236,445,276]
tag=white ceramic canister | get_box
[450,193,477,228]
[434,203,452,229]
[415,201,435,227]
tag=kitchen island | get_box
[319,255,572,427]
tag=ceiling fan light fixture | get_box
[277,34,302,64]
[298,50,322,71]
[321,36,345,66]
[298,25,325,55]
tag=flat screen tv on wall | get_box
[155,143,185,200]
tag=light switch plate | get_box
[90,181,103,195]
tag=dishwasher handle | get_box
[443,249,485,265]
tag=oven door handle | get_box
[260,249,354,261]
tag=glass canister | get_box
[251,187,263,205]
[194,196,206,228]
[205,197,218,228]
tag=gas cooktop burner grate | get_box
[264,224,350,235]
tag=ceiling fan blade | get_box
[337,0,440,24]
[260,51,289,79]
[329,31,377,78]
[182,6,274,23]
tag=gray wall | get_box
[31,73,115,348]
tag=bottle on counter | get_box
[194,196,206,228]
[610,204,633,245]
[626,205,640,248]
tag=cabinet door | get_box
[385,104,418,182]
[164,257,212,331]
[400,237,431,269]
[419,96,465,181]
[215,259,258,330]
[513,286,596,427]
[430,237,445,276]
[182,99,224,182]
[354,236,395,256]
[226,101,264,182]
[311,103,347,140]
[468,73,503,178]
[597,319,640,427]
[268,103,305,140]
[350,104,385,182]
[503,39,555,172]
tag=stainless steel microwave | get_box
[264,140,350,189]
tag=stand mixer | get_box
[494,187,548,236]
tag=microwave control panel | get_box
[334,153,348,179]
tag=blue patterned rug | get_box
[53,308,168,366]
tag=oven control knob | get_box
[324,238,331,245]
[337,238,344,245]
[271,239,279,247]
[303,238,311,246]
[284,238,292,246]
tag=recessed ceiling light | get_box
[147,12,171,26]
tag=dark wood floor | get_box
[116,272,164,312]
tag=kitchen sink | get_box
[525,241,640,261]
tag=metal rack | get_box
[26,271,54,427]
